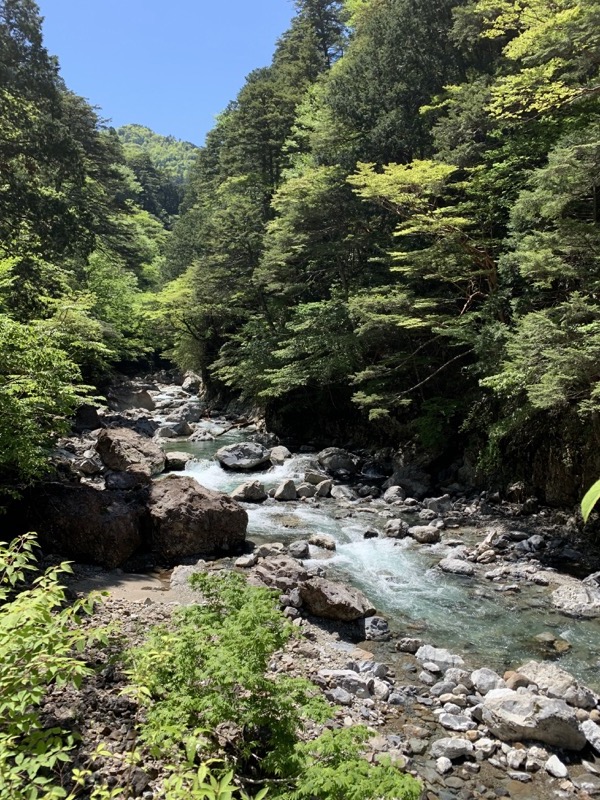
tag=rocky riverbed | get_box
[32,374,600,798]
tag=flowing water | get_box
[164,428,600,688]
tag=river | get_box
[164,427,600,689]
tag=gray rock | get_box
[572,774,600,794]
[304,470,329,485]
[252,555,308,593]
[318,669,372,698]
[408,525,441,544]
[383,486,406,503]
[471,668,505,696]
[308,533,336,551]
[300,578,376,621]
[439,713,476,732]
[438,557,475,576]
[552,582,600,618]
[235,553,258,568]
[481,688,586,750]
[416,645,465,672]
[517,660,597,709]
[396,637,422,654]
[270,445,292,464]
[215,442,271,471]
[165,451,192,471]
[325,686,353,706]
[581,719,600,753]
[296,482,316,498]
[424,494,453,514]
[445,668,473,689]
[315,479,333,497]
[288,540,310,560]
[274,480,297,501]
[230,480,268,503]
[430,738,474,760]
[330,485,356,501]
[317,447,359,474]
[362,616,390,641]
[384,518,410,538]
[419,670,436,686]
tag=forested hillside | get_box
[156,0,600,503]
[0,1,173,494]
[2,0,599,504]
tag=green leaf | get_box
[582,479,600,523]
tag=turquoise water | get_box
[165,426,600,688]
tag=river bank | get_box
[34,374,600,798]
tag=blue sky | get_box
[36,0,296,145]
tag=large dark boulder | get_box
[95,428,165,485]
[36,484,144,568]
[317,448,360,475]
[147,476,248,560]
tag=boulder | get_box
[362,616,391,641]
[288,540,310,560]
[318,669,373,698]
[481,688,586,750]
[517,661,596,709]
[215,442,271,471]
[165,451,192,471]
[423,494,453,514]
[552,583,600,618]
[309,533,336,551]
[108,387,156,412]
[73,404,104,433]
[471,668,505,695]
[95,427,165,484]
[270,445,292,465]
[230,480,268,503]
[36,484,144,568]
[331,485,357,501]
[274,480,297,501]
[416,645,464,671]
[147,476,247,560]
[305,470,329,485]
[383,486,406,503]
[181,372,202,393]
[430,738,473,761]
[317,447,359,474]
[296,482,316,498]
[315,479,333,497]
[384,519,409,538]
[408,525,441,544]
[300,578,376,621]
[581,719,600,753]
[439,557,475,576]
[252,556,308,592]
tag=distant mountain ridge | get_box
[117,124,198,185]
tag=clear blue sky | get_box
[36,0,296,146]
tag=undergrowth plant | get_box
[129,571,421,800]
[0,533,103,800]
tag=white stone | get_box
[545,755,568,778]
[436,757,453,774]
[471,667,505,695]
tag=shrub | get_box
[0,533,101,800]
[130,571,421,800]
